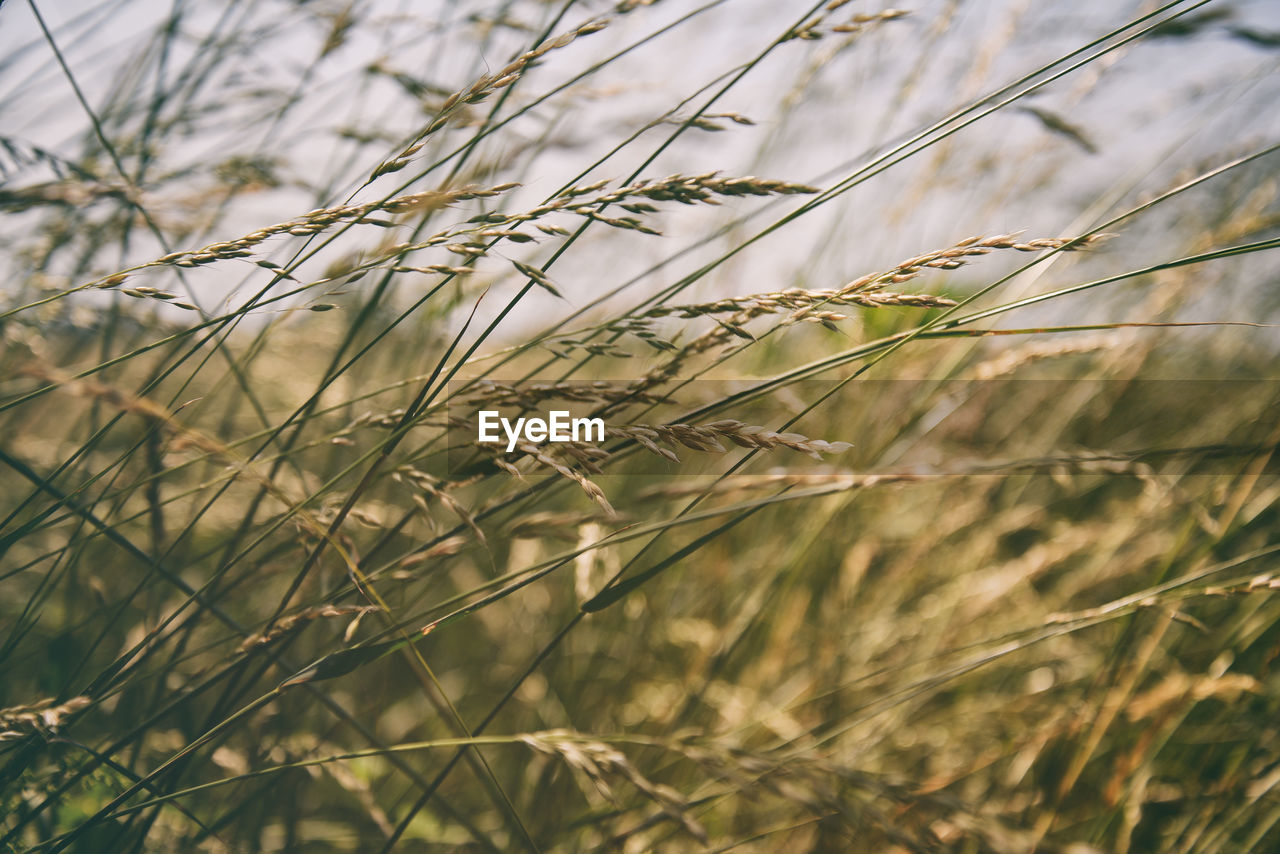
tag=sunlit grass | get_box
[2,0,1279,851]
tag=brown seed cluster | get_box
[392,537,470,576]
[144,183,519,271]
[472,172,819,238]
[393,466,490,546]
[633,232,1104,389]
[588,172,820,206]
[505,442,616,516]
[374,20,610,178]
[459,380,667,408]
[75,173,818,307]
[652,112,757,133]
[237,606,381,653]
[0,696,91,739]
[519,730,707,843]
[451,411,843,514]
[0,180,135,211]
[785,8,910,42]
[644,288,958,323]
[105,284,199,312]
[839,232,1106,295]
[611,420,852,462]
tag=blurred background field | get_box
[2,1,1280,851]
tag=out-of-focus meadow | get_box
[2,1,1280,850]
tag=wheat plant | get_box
[2,0,1279,851]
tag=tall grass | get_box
[2,0,1279,850]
